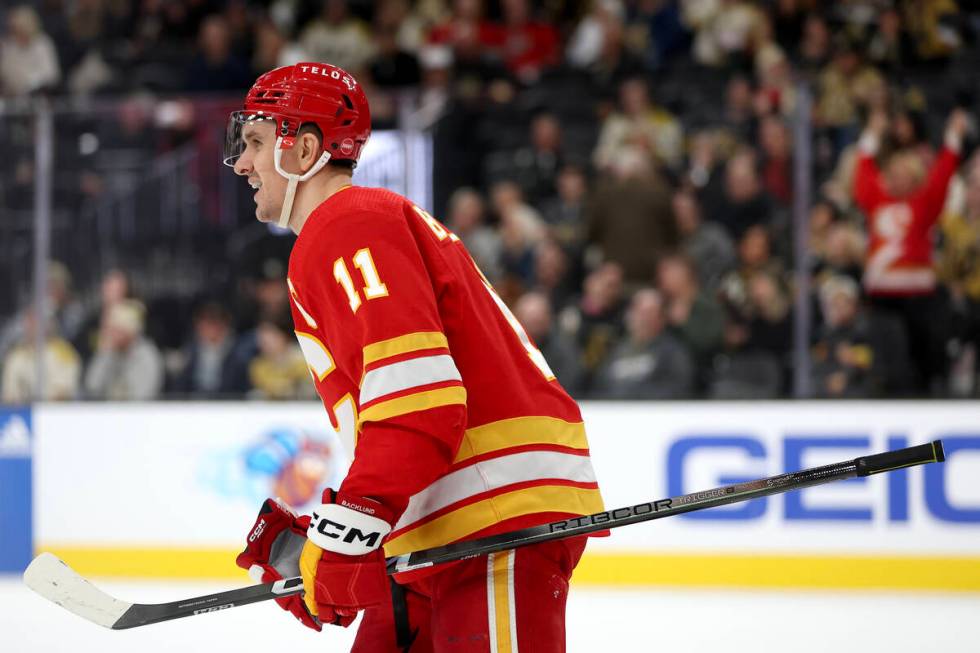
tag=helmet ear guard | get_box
[272,134,332,229]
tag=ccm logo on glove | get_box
[248,519,267,543]
[307,503,392,556]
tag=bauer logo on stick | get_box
[193,604,234,615]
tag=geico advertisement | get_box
[34,402,980,554]
[580,402,980,555]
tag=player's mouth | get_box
[249,178,262,200]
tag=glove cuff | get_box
[308,494,393,556]
[248,563,272,584]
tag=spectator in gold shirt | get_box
[248,314,316,400]
[1,311,80,403]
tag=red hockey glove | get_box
[299,489,393,627]
[236,498,322,631]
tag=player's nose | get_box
[233,154,252,176]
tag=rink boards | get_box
[2,401,978,590]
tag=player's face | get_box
[233,122,287,224]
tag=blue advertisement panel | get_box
[0,406,32,572]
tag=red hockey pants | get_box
[350,537,587,652]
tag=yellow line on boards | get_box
[573,553,980,592]
[36,546,246,580]
[35,546,980,592]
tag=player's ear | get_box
[297,131,321,173]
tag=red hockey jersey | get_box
[286,186,604,562]
[854,146,959,296]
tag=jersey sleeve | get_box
[296,206,467,517]
[918,147,960,222]
[853,150,886,215]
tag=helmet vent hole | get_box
[341,119,353,126]
[255,91,267,98]
[342,94,354,110]
[270,91,285,98]
[331,142,339,149]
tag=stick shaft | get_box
[112,577,304,629]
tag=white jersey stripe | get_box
[359,354,461,405]
[507,550,519,653]
[393,450,598,531]
[487,553,499,653]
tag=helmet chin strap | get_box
[273,135,332,229]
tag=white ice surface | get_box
[3,576,978,652]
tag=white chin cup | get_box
[307,503,391,556]
[273,136,332,229]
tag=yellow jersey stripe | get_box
[362,331,449,366]
[383,484,604,557]
[489,550,516,653]
[358,385,467,427]
[455,416,589,463]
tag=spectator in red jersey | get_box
[427,0,501,56]
[497,0,559,83]
[853,108,971,393]
[759,114,793,207]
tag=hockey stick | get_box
[24,439,944,629]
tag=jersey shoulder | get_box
[292,187,416,268]
[313,186,413,230]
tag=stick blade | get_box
[23,552,132,629]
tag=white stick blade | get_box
[23,552,132,628]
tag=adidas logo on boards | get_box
[0,413,31,457]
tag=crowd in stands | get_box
[2,0,980,401]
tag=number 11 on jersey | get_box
[333,248,388,313]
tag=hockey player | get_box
[225,63,604,651]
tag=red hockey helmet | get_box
[223,62,371,168]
